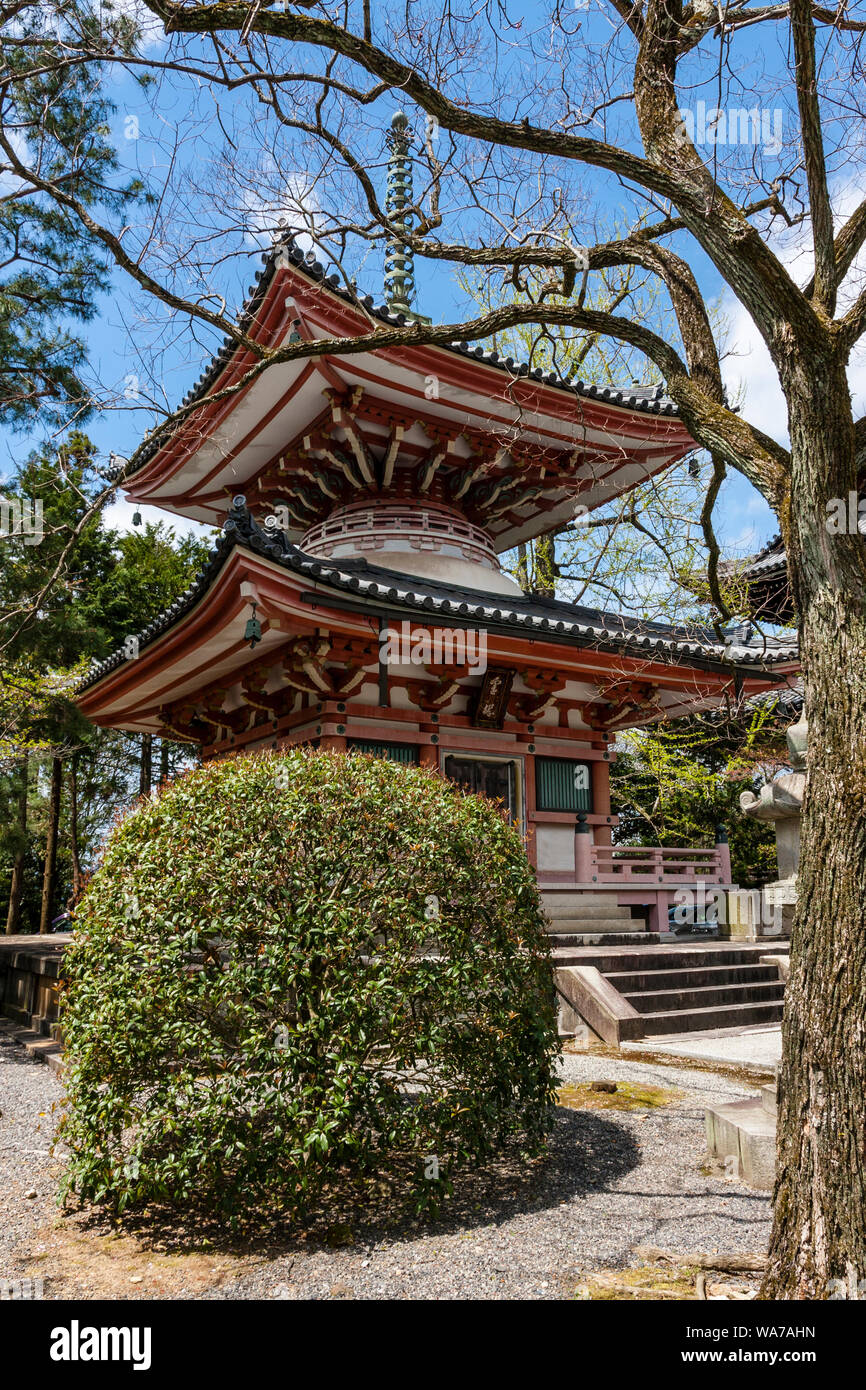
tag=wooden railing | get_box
[572,825,732,885]
[590,845,727,883]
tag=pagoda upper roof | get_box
[121,237,695,549]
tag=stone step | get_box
[622,980,785,1015]
[551,933,663,953]
[541,893,634,922]
[705,1097,776,1189]
[5,1025,63,1060]
[639,999,784,1036]
[24,1037,63,1062]
[544,917,646,934]
[761,1081,778,1115]
[572,944,788,974]
[1,1003,34,1028]
[605,963,782,993]
[0,1017,63,1069]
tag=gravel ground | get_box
[0,1025,63,1290]
[0,1026,771,1301]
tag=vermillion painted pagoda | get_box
[79,115,798,934]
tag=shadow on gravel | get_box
[414,1105,642,1237]
[63,1106,641,1261]
[0,1034,51,1068]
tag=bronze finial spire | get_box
[384,111,430,323]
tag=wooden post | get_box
[591,754,613,845]
[649,889,671,935]
[39,755,63,935]
[591,755,610,815]
[320,734,347,752]
[524,753,537,865]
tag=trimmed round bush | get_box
[60,749,559,1222]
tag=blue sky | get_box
[8,1,863,565]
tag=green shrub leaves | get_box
[59,749,559,1222]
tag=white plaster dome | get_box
[300,499,524,597]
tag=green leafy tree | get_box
[92,521,215,649]
[1,435,212,930]
[1,433,117,669]
[611,702,791,885]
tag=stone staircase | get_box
[0,935,66,1073]
[540,890,655,947]
[553,940,787,1042]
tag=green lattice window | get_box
[347,739,419,764]
[535,756,593,812]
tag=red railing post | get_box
[715,824,732,882]
[574,812,593,882]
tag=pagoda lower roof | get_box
[119,237,695,548]
[79,502,798,716]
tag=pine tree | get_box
[0,2,144,430]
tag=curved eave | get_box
[122,239,695,533]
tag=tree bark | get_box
[139,732,152,797]
[159,737,170,786]
[516,542,529,592]
[69,750,82,901]
[38,755,63,935]
[534,532,557,596]
[763,355,866,1297]
[5,754,29,935]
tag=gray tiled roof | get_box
[726,534,787,580]
[719,534,795,625]
[79,499,798,692]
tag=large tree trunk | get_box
[763,357,866,1297]
[38,755,63,935]
[5,754,29,935]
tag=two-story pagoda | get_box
[78,127,798,935]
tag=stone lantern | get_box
[736,709,806,937]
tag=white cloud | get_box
[240,173,322,256]
[721,176,866,447]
